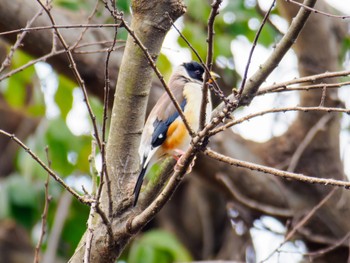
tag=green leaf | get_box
[128,230,192,263]
[156,54,172,81]
[56,75,75,118]
[5,175,41,228]
[0,183,10,219]
[89,95,104,126]
[4,51,36,108]
[185,0,211,24]
[45,118,76,175]
[116,0,131,13]
[55,0,80,10]
[59,198,89,258]
[27,104,46,116]
[179,22,207,58]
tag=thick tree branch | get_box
[69,1,186,262]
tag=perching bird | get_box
[133,61,219,205]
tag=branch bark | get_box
[69,0,186,262]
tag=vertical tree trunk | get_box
[69,1,185,262]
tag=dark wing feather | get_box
[133,155,147,206]
[134,77,188,206]
[151,99,186,148]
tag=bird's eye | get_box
[195,70,201,75]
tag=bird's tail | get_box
[133,156,148,206]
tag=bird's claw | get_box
[174,155,196,174]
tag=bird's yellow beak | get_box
[208,71,220,83]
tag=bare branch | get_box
[238,0,276,95]
[305,232,350,259]
[199,0,222,130]
[35,0,106,150]
[0,129,92,205]
[205,148,350,189]
[286,0,350,19]
[210,106,349,135]
[258,70,350,95]
[119,17,195,137]
[217,173,293,217]
[33,147,52,263]
[0,6,43,73]
[261,189,337,262]
[167,13,228,107]
[211,0,317,117]
[43,192,73,263]
[0,24,121,36]
[287,114,332,172]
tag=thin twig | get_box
[119,17,195,136]
[34,147,52,263]
[305,232,350,259]
[259,81,350,95]
[73,44,125,54]
[210,106,349,136]
[261,189,337,262]
[238,0,276,96]
[256,1,284,35]
[286,0,350,19]
[319,86,327,107]
[42,191,72,263]
[99,0,119,218]
[288,114,332,172]
[0,129,92,205]
[71,0,100,50]
[0,23,122,36]
[258,70,350,95]
[36,0,103,150]
[166,13,227,107]
[0,40,124,82]
[166,13,205,65]
[0,6,43,73]
[199,0,222,130]
[217,173,293,217]
[204,148,350,189]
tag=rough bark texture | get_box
[69,0,186,262]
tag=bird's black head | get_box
[183,61,205,82]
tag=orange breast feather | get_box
[163,119,188,151]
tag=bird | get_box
[133,61,219,206]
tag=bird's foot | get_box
[174,155,196,174]
[173,149,185,160]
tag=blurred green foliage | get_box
[0,36,93,260]
[127,230,192,263]
[4,51,45,115]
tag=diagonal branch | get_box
[0,129,92,205]
[210,106,349,135]
[35,0,106,150]
[204,148,350,189]
[212,0,317,118]
[199,0,222,130]
[238,0,276,95]
[258,69,350,95]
